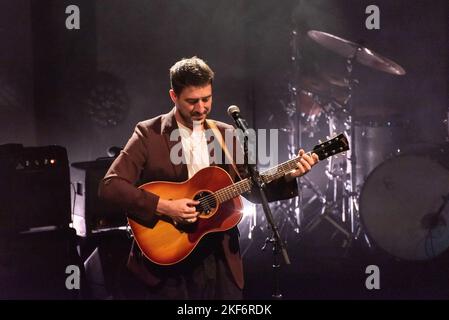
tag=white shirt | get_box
[177,121,210,178]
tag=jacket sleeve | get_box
[98,122,159,226]
[236,163,299,204]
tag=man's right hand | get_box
[156,198,200,224]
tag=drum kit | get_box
[260,30,449,261]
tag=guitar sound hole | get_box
[194,192,216,215]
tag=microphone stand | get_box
[242,133,291,299]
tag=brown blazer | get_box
[98,107,298,290]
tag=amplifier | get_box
[71,158,127,237]
[0,227,81,299]
[0,144,71,233]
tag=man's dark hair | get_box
[170,57,214,95]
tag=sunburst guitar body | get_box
[128,166,242,265]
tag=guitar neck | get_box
[213,155,302,204]
[213,133,349,204]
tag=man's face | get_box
[170,84,212,128]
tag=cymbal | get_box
[308,30,406,76]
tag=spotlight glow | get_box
[242,198,256,218]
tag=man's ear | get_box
[169,89,177,104]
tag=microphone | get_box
[227,105,250,134]
[107,146,123,158]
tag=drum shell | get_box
[359,147,449,261]
[354,116,410,188]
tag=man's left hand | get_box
[286,149,319,181]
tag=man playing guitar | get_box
[98,56,319,299]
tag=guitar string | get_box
[195,141,342,208]
[197,161,293,206]
[196,147,324,206]
[195,140,346,209]
[196,160,300,208]
[198,142,328,205]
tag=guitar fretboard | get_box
[213,156,302,203]
[210,133,348,204]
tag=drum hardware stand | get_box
[290,94,355,244]
[344,53,358,235]
[273,27,350,243]
[341,51,373,247]
[272,175,326,238]
[272,201,301,236]
[330,51,372,248]
[302,204,363,258]
[302,205,353,240]
[311,51,362,242]
[291,28,306,231]
[295,54,365,249]
[268,28,308,236]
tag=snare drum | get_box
[359,151,449,260]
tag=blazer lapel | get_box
[161,107,188,181]
[205,120,222,167]
[205,120,232,173]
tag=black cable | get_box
[70,182,77,226]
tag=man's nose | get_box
[194,101,207,113]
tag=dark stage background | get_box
[1,0,448,299]
[2,0,447,162]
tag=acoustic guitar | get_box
[128,133,349,265]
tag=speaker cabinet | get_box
[0,144,71,233]
[71,159,127,237]
[0,228,81,299]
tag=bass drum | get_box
[359,150,449,260]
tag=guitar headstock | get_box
[312,133,349,160]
